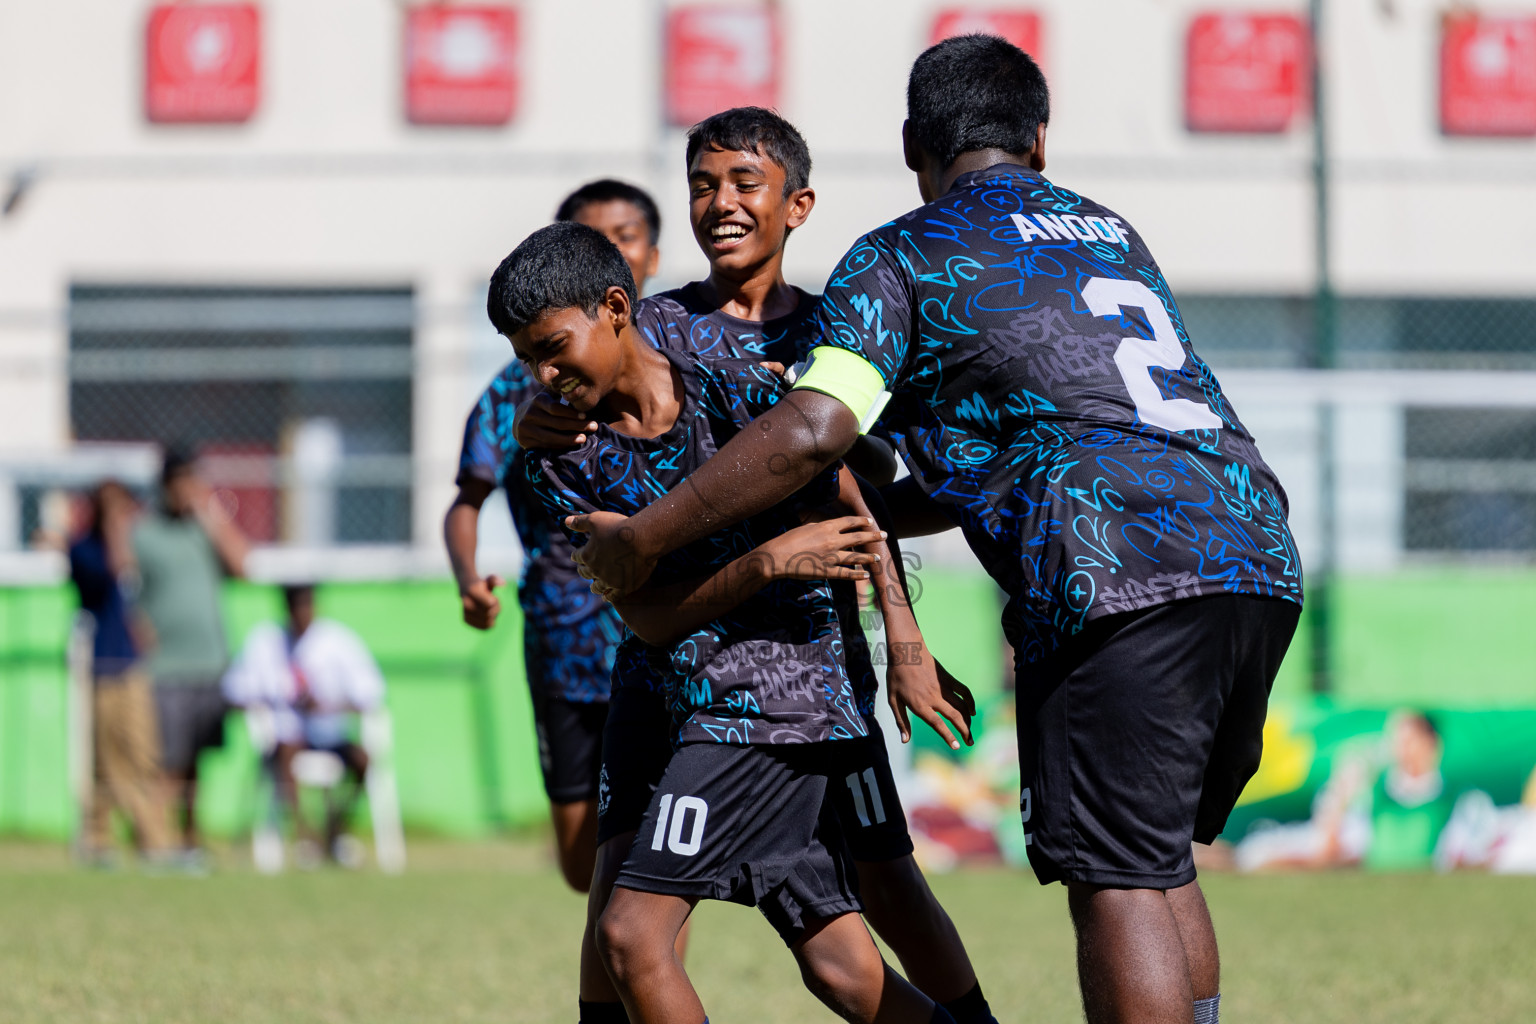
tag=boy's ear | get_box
[603,284,632,330]
[901,120,923,174]
[785,186,816,231]
[1030,123,1047,173]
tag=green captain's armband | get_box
[791,346,892,435]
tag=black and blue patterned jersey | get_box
[525,350,877,747]
[811,163,1303,666]
[457,360,622,703]
[636,283,819,367]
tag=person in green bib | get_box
[133,447,250,853]
[1365,711,1455,873]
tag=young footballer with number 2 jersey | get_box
[571,37,1303,1024]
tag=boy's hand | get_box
[758,360,788,380]
[760,515,885,582]
[460,574,504,630]
[514,392,599,451]
[936,658,977,725]
[886,642,974,751]
[567,512,654,597]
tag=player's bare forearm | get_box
[444,481,503,630]
[613,513,883,647]
[847,472,974,749]
[612,556,773,648]
[443,487,486,593]
[878,476,957,539]
[585,390,861,594]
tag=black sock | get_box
[941,983,996,1024]
[577,999,629,1024]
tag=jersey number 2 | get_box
[1081,277,1222,433]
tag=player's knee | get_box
[858,856,939,930]
[794,922,885,1018]
[595,898,658,983]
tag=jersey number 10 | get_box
[1081,277,1222,434]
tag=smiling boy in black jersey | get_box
[520,109,995,1024]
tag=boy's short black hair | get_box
[685,107,811,195]
[555,179,662,246]
[487,222,638,338]
[907,34,1050,170]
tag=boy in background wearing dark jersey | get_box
[570,39,1304,1024]
[444,178,661,894]
[498,220,959,1024]
[520,111,996,1024]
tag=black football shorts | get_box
[614,741,862,946]
[822,722,915,863]
[595,685,676,846]
[529,690,609,805]
[1016,594,1300,889]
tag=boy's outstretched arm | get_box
[571,389,859,594]
[838,470,973,750]
[444,478,503,630]
[583,513,884,648]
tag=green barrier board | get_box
[3,569,1535,839]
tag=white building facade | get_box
[2,0,1533,578]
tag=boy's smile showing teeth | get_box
[709,222,750,248]
[558,377,581,395]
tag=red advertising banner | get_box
[664,6,781,127]
[929,8,1042,66]
[145,3,260,123]
[1185,12,1308,133]
[1441,14,1536,136]
[405,5,520,125]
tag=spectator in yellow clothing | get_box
[68,481,173,864]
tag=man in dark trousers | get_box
[566,35,1303,1024]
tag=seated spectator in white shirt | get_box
[224,584,383,862]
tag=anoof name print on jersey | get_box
[812,163,1303,666]
[458,360,622,703]
[525,350,877,747]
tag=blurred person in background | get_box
[444,179,660,894]
[67,480,174,865]
[1236,710,1454,873]
[223,584,384,866]
[134,447,249,856]
[1364,711,1454,872]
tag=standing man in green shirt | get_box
[134,448,250,853]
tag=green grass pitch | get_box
[2,837,1532,1023]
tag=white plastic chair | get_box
[246,704,405,874]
